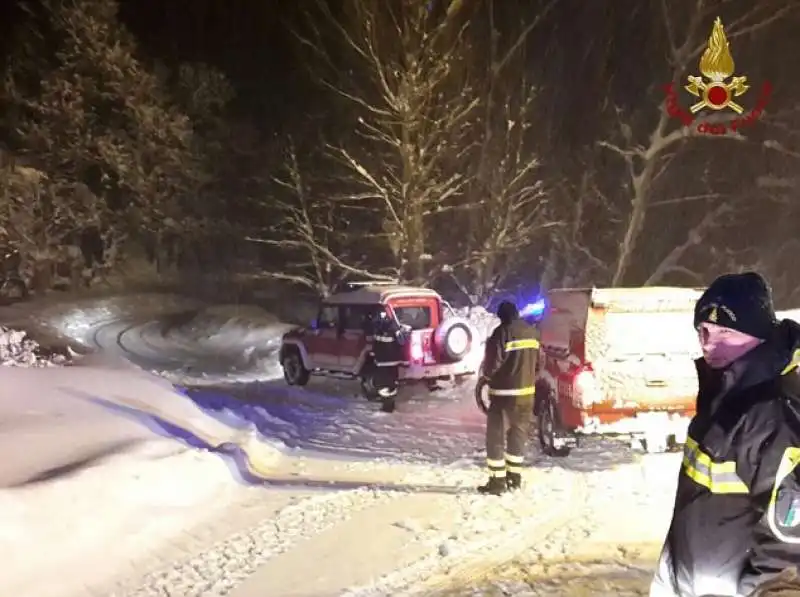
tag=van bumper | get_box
[575,410,692,443]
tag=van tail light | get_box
[572,364,600,408]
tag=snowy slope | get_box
[0,362,286,597]
[0,294,695,597]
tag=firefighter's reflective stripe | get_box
[505,452,524,474]
[488,386,535,397]
[505,338,540,351]
[767,446,800,544]
[682,436,749,494]
[374,335,395,342]
[780,348,800,375]
[487,457,506,478]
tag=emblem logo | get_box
[685,17,749,114]
[663,16,772,135]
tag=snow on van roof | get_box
[590,286,705,305]
[547,286,705,311]
[326,285,441,305]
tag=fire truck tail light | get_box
[572,365,600,407]
[574,369,594,392]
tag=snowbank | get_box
[454,305,500,342]
[0,362,285,597]
[0,325,67,367]
[0,364,285,487]
[157,303,294,382]
[42,293,205,348]
[165,303,293,350]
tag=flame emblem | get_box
[685,17,749,114]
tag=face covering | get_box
[697,322,763,369]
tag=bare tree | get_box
[599,1,798,286]
[441,0,557,304]
[294,0,481,285]
[540,169,616,289]
[247,141,395,297]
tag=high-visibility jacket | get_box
[651,319,800,597]
[371,316,404,366]
[483,318,539,399]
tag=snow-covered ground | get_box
[0,294,688,597]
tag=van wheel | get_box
[538,398,571,457]
[282,348,310,386]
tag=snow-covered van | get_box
[534,286,704,456]
[279,282,481,402]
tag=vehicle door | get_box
[308,304,342,369]
[588,308,699,411]
[339,304,374,372]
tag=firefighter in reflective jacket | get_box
[478,301,540,495]
[371,311,403,411]
[651,272,800,597]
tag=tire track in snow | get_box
[118,486,402,597]
[343,469,591,597]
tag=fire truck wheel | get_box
[533,381,549,416]
[538,398,571,458]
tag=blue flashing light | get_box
[520,298,546,318]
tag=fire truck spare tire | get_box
[281,347,310,386]
[538,397,571,457]
[435,317,474,362]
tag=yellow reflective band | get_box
[682,436,748,494]
[488,386,535,396]
[486,458,506,469]
[505,453,524,464]
[767,446,800,544]
[505,338,540,351]
[506,464,523,474]
[781,348,800,375]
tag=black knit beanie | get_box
[497,301,519,325]
[693,272,778,339]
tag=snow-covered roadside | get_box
[0,357,286,597]
[340,454,680,597]
[0,325,67,367]
[1,443,239,597]
[435,453,679,596]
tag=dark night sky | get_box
[3,0,797,147]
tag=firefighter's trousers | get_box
[485,395,533,477]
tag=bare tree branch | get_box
[599,5,792,286]
[644,201,733,286]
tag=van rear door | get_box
[588,308,700,410]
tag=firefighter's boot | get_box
[477,476,507,495]
[506,472,522,491]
